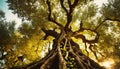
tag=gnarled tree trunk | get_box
[10,0,105,69]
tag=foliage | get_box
[1,0,120,69]
[0,10,16,45]
[100,0,120,59]
[101,0,120,21]
[0,10,17,68]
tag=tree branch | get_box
[57,42,67,69]
[94,19,107,31]
[89,44,98,60]
[70,0,79,12]
[59,0,80,31]
[95,17,120,31]
[107,17,120,22]
[60,0,69,13]
[70,43,104,69]
[40,52,57,69]
[64,0,79,29]
[46,0,63,27]
[69,41,92,69]
[42,29,59,39]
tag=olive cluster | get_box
[65,57,78,69]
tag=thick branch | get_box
[64,0,79,29]
[69,50,85,68]
[58,42,67,69]
[69,41,93,69]
[40,52,57,69]
[42,29,59,39]
[59,0,71,31]
[70,39,83,56]
[46,0,63,27]
[70,0,79,13]
[74,33,99,44]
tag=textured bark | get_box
[10,29,104,69]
